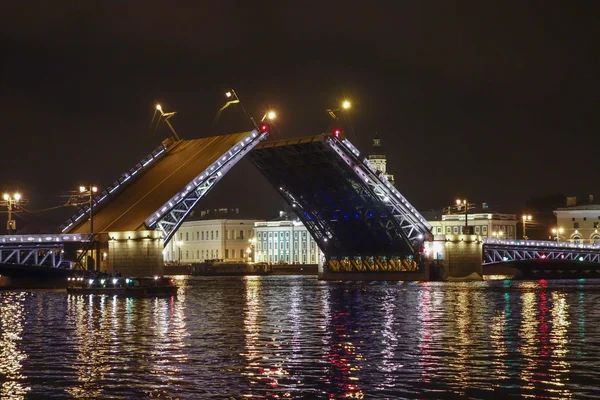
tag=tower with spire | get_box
[368,134,395,186]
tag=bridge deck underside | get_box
[71,132,250,234]
[249,136,414,260]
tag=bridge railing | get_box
[483,238,600,250]
[0,234,88,244]
[60,141,170,233]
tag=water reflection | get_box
[1,278,600,398]
[0,292,30,399]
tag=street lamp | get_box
[216,89,258,130]
[176,240,183,264]
[261,110,277,122]
[327,99,352,119]
[155,103,181,141]
[1,192,22,234]
[551,227,564,242]
[456,199,469,234]
[79,185,98,235]
[247,238,256,262]
[522,214,532,239]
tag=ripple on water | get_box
[2,276,600,398]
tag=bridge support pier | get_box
[441,234,483,281]
[99,231,164,277]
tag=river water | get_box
[1,276,600,399]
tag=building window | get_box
[202,250,204,259]
[286,242,289,250]
[239,230,244,239]
[593,235,600,245]
[286,232,289,238]
[240,249,244,258]
[574,222,580,229]
[595,222,599,228]
[280,241,284,250]
[453,226,459,234]
[216,231,219,239]
[179,232,182,240]
[573,236,581,245]
[446,227,451,234]
[211,231,214,240]
[257,242,261,250]
[225,249,229,258]
[482,226,488,233]
[186,232,189,241]
[268,232,272,238]
[572,218,575,221]
[196,250,199,259]
[202,231,204,240]
[216,250,219,258]
[584,217,587,221]
[286,255,289,263]
[275,242,278,249]
[437,227,442,234]
[186,250,189,259]
[475,226,480,233]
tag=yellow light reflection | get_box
[0,292,30,399]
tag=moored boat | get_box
[67,276,178,296]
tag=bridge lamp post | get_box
[261,110,277,122]
[223,89,259,130]
[456,199,469,234]
[2,192,22,234]
[79,185,98,235]
[551,227,564,242]
[522,214,532,240]
[176,240,183,264]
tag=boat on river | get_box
[67,276,178,296]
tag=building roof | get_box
[555,204,600,211]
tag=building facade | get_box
[164,218,258,263]
[368,135,394,186]
[554,204,600,245]
[428,212,518,240]
[253,215,322,264]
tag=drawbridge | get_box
[248,133,431,274]
[2,129,431,277]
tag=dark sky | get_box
[1,1,599,229]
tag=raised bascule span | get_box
[248,133,432,278]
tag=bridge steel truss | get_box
[248,134,431,273]
[0,234,88,268]
[483,238,600,265]
[144,130,267,243]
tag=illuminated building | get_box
[425,207,518,239]
[253,212,322,264]
[554,195,600,245]
[164,208,258,263]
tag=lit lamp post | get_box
[79,185,98,235]
[492,231,504,239]
[327,99,354,139]
[456,199,469,234]
[261,110,277,122]
[247,237,256,262]
[176,240,183,264]
[2,192,22,234]
[551,227,564,242]
[224,89,258,130]
[522,214,532,239]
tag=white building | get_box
[164,210,259,263]
[368,135,394,186]
[554,203,600,245]
[427,211,518,240]
[253,213,322,264]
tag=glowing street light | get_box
[80,185,98,235]
[215,89,259,130]
[261,110,277,122]
[551,227,564,242]
[1,192,22,234]
[456,199,469,234]
[342,100,351,109]
[522,214,532,239]
[154,103,180,141]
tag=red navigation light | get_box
[333,129,341,137]
[540,254,546,259]
[259,123,269,132]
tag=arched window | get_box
[572,235,582,245]
[592,235,600,246]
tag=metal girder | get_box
[248,134,431,270]
[326,255,418,272]
[483,238,600,265]
[0,244,71,268]
[145,130,267,244]
[0,234,88,244]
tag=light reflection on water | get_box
[2,277,600,398]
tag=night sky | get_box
[1,2,599,231]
